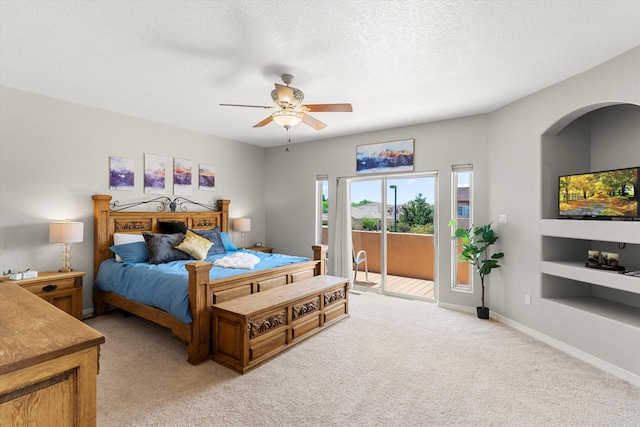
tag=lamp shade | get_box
[233,217,251,232]
[49,221,84,243]
[272,110,302,129]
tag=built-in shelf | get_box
[538,104,640,380]
[540,219,640,244]
[546,296,640,329]
[541,260,640,294]
[539,105,640,336]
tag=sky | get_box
[322,173,470,206]
[351,177,435,205]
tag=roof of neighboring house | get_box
[351,202,403,220]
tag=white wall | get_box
[265,47,640,378]
[265,114,490,307]
[487,47,640,377]
[0,86,267,311]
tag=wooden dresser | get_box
[0,282,105,426]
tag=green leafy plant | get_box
[449,220,504,310]
[360,216,380,231]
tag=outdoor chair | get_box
[353,248,369,283]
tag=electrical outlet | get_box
[499,214,508,224]
[525,294,531,305]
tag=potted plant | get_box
[449,220,504,319]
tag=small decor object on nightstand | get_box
[22,270,38,279]
[49,219,84,272]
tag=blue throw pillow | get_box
[190,227,227,255]
[220,231,238,251]
[109,241,149,265]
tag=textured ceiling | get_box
[1,0,639,148]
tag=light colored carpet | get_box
[86,292,640,426]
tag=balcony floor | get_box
[353,270,435,299]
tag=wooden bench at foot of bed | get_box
[211,275,349,374]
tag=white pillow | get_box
[112,233,145,262]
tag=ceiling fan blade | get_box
[220,103,275,109]
[304,103,353,112]
[253,115,274,128]
[302,113,327,130]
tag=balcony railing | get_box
[321,228,469,287]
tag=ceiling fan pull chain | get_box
[285,128,291,152]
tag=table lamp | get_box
[233,217,251,249]
[49,219,84,272]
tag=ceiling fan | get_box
[220,74,352,130]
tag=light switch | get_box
[499,214,508,224]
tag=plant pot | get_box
[476,307,490,319]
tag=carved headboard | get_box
[92,195,230,278]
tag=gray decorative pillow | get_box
[142,232,190,264]
[190,227,226,256]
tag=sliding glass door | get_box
[350,173,436,300]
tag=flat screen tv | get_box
[558,166,639,219]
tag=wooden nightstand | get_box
[0,271,84,320]
[246,246,273,253]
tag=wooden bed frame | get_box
[92,195,326,365]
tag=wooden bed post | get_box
[185,261,213,365]
[92,194,113,279]
[92,195,113,316]
[216,199,230,232]
[312,244,328,275]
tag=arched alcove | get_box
[541,103,640,219]
[538,102,640,334]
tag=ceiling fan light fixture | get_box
[272,110,303,129]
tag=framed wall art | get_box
[199,164,215,191]
[144,153,166,194]
[109,156,134,190]
[173,158,192,196]
[356,138,414,175]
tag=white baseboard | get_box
[437,302,640,388]
[437,301,476,315]
[493,312,640,388]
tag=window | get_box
[316,174,329,245]
[452,165,473,292]
[457,206,469,217]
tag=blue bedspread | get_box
[94,250,310,323]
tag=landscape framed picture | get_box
[199,164,215,191]
[356,138,414,175]
[173,158,192,196]
[144,153,166,194]
[109,156,134,190]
